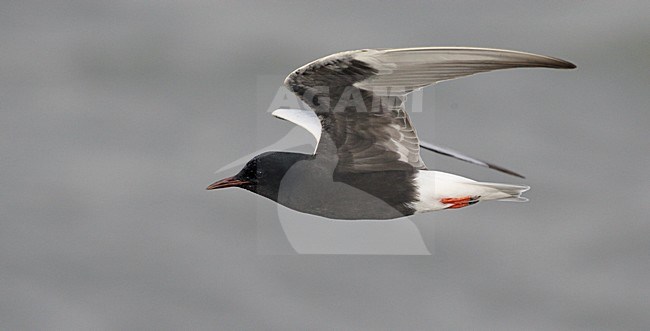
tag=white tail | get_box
[411,171,530,212]
[469,182,530,202]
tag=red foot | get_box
[441,196,480,209]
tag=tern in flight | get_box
[207,47,575,220]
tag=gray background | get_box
[2,1,649,330]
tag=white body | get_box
[410,171,529,212]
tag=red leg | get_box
[441,196,480,209]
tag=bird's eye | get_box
[256,170,263,177]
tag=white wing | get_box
[272,108,321,153]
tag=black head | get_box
[206,152,311,201]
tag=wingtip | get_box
[541,54,576,69]
[419,142,527,179]
[487,163,526,179]
[555,59,577,69]
[270,108,283,117]
[532,56,576,70]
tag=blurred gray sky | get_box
[1,1,650,330]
